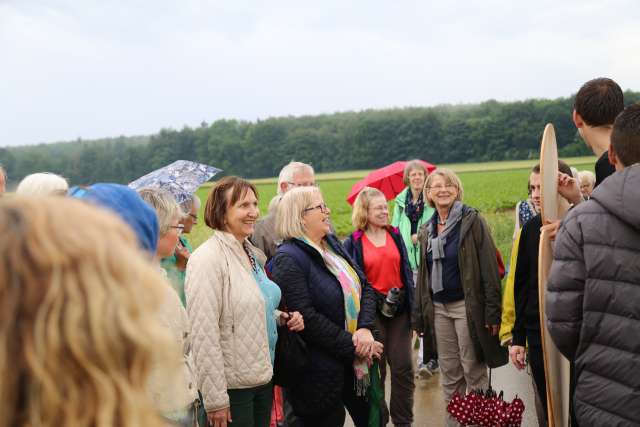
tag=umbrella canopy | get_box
[128,160,221,204]
[346,160,436,205]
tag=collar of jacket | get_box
[424,204,478,246]
[290,233,343,259]
[394,187,409,209]
[352,225,400,241]
[213,229,267,271]
[287,234,367,282]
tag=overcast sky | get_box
[1,0,639,147]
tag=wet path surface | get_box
[347,358,541,426]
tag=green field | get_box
[189,156,596,262]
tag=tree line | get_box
[2,91,639,185]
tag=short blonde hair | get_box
[16,172,68,196]
[137,188,181,235]
[276,186,321,240]
[351,187,385,230]
[0,196,172,427]
[403,160,428,186]
[578,170,596,186]
[424,168,464,208]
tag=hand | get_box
[371,341,384,359]
[485,324,499,336]
[281,311,304,332]
[352,328,375,358]
[557,172,583,205]
[174,242,190,270]
[208,407,232,427]
[411,234,418,245]
[542,219,561,241]
[509,345,527,370]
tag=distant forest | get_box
[2,91,639,185]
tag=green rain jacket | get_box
[391,187,435,271]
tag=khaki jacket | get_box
[412,205,507,368]
[185,231,273,412]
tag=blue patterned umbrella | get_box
[128,160,221,204]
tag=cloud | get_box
[1,0,639,146]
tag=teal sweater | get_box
[391,187,435,270]
[252,264,281,365]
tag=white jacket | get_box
[147,275,198,417]
[185,231,272,412]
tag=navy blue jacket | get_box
[270,234,377,416]
[343,226,415,316]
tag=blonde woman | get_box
[269,186,382,427]
[0,196,175,427]
[412,168,507,427]
[15,172,68,196]
[186,176,303,427]
[391,160,436,374]
[344,187,416,427]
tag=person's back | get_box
[546,165,640,425]
[547,103,640,426]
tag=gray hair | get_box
[179,194,201,217]
[15,172,69,196]
[277,162,314,195]
[137,188,181,234]
[578,170,596,186]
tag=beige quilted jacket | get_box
[185,231,272,412]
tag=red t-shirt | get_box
[362,231,404,295]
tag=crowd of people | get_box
[1,76,639,427]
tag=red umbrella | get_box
[346,160,436,205]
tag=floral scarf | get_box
[405,189,424,234]
[300,236,370,395]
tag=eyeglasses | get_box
[169,224,185,234]
[428,184,456,191]
[304,203,329,214]
[287,182,317,188]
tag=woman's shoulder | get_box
[386,225,401,236]
[347,229,365,242]
[394,187,408,205]
[274,239,310,262]
[187,235,226,275]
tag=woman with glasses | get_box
[269,186,382,427]
[391,160,437,376]
[185,177,303,427]
[344,187,415,427]
[138,187,203,426]
[412,169,506,427]
[161,194,201,307]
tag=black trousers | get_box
[527,331,548,425]
[298,366,369,427]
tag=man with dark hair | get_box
[546,103,640,426]
[509,160,582,426]
[573,77,625,187]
